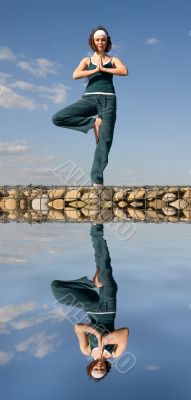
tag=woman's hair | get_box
[89,26,112,52]
[86,358,112,382]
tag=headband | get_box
[94,30,107,39]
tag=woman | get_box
[75,323,129,381]
[51,224,129,381]
[52,26,128,186]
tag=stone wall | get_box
[0,185,191,223]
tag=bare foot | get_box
[92,266,103,288]
[93,118,102,144]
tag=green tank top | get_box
[88,316,116,356]
[85,58,116,95]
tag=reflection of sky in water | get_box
[0,223,191,399]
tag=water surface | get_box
[0,222,190,399]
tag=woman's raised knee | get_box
[52,113,61,126]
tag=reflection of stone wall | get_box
[0,185,191,223]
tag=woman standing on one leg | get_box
[52,26,128,186]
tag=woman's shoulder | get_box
[81,56,90,64]
[106,55,117,67]
[105,54,116,63]
[77,56,90,69]
[81,344,91,356]
[110,55,119,65]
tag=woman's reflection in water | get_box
[51,224,129,381]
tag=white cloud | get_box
[0,302,66,335]
[0,306,65,363]
[17,58,60,78]
[0,47,60,78]
[145,37,160,45]
[35,310,66,324]
[0,256,28,264]
[0,50,68,107]
[112,43,123,52]
[11,310,66,331]
[37,83,68,104]
[9,153,56,164]
[0,303,36,324]
[0,351,14,365]
[47,247,65,254]
[0,85,37,109]
[15,331,60,358]
[0,47,16,61]
[145,364,160,371]
[0,140,29,155]
[0,230,66,261]
[42,304,49,310]
[11,80,68,105]
[11,80,35,91]
[0,46,61,78]
[11,319,33,330]
[0,72,12,84]
[22,167,52,174]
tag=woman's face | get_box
[94,35,107,52]
[91,359,107,378]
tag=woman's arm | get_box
[75,323,102,340]
[101,327,129,358]
[72,57,99,79]
[100,56,128,76]
[74,324,90,355]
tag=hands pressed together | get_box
[96,330,112,357]
[95,55,106,73]
[75,323,112,358]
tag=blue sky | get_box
[1,0,191,185]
